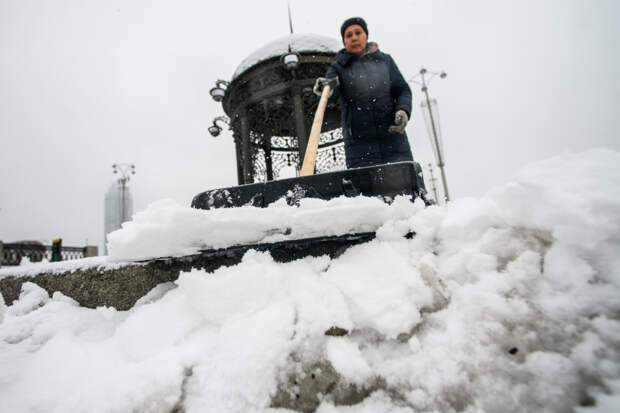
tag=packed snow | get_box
[0,256,119,280]
[232,33,342,79]
[105,193,421,262]
[1,148,620,412]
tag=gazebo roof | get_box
[232,33,342,80]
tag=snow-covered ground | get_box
[1,148,619,412]
[0,256,121,279]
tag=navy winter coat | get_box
[326,42,414,168]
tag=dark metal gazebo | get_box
[208,33,346,184]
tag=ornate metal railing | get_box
[0,242,97,266]
[252,129,345,182]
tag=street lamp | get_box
[209,79,229,102]
[208,115,231,137]
[112,163,135,177]
[410,67,450,203]
[282,50,300,71]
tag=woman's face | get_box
[343,24,368,55]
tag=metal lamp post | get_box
[112,163,135,223]
[426,163,440,204]
[410,68,450,203]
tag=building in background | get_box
[104,164,135,255]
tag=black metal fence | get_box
[1,242,96,266]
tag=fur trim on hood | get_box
[335,42,380,66]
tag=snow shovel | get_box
[300,84,331,176]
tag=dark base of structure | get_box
[192,161,425,210]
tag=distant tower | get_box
[104,163,135,254]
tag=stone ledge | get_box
[0,232,376,310]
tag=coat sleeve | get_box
[388,55,412,118]
[325,63,341,104]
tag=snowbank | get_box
[1,148,619,412]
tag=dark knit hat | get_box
[340,17,368,40]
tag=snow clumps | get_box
[0,148,619,412]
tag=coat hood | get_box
[335,42,380,66]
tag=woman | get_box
[314,17,415,169]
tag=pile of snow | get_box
[232,33,341,79]
[106,194,421,262]
[1,148,620,412]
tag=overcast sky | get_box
[1,0,619,252]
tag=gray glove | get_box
[313,77,339,97]
[388,110,409,133]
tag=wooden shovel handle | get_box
[300,85,331,176]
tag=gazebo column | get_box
[292,86,308,170]
[260,101,274,181]
[239,109,253,184]
[233,135,244,185]
[263,134,274,181]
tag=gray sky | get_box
[1,0,619,252]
